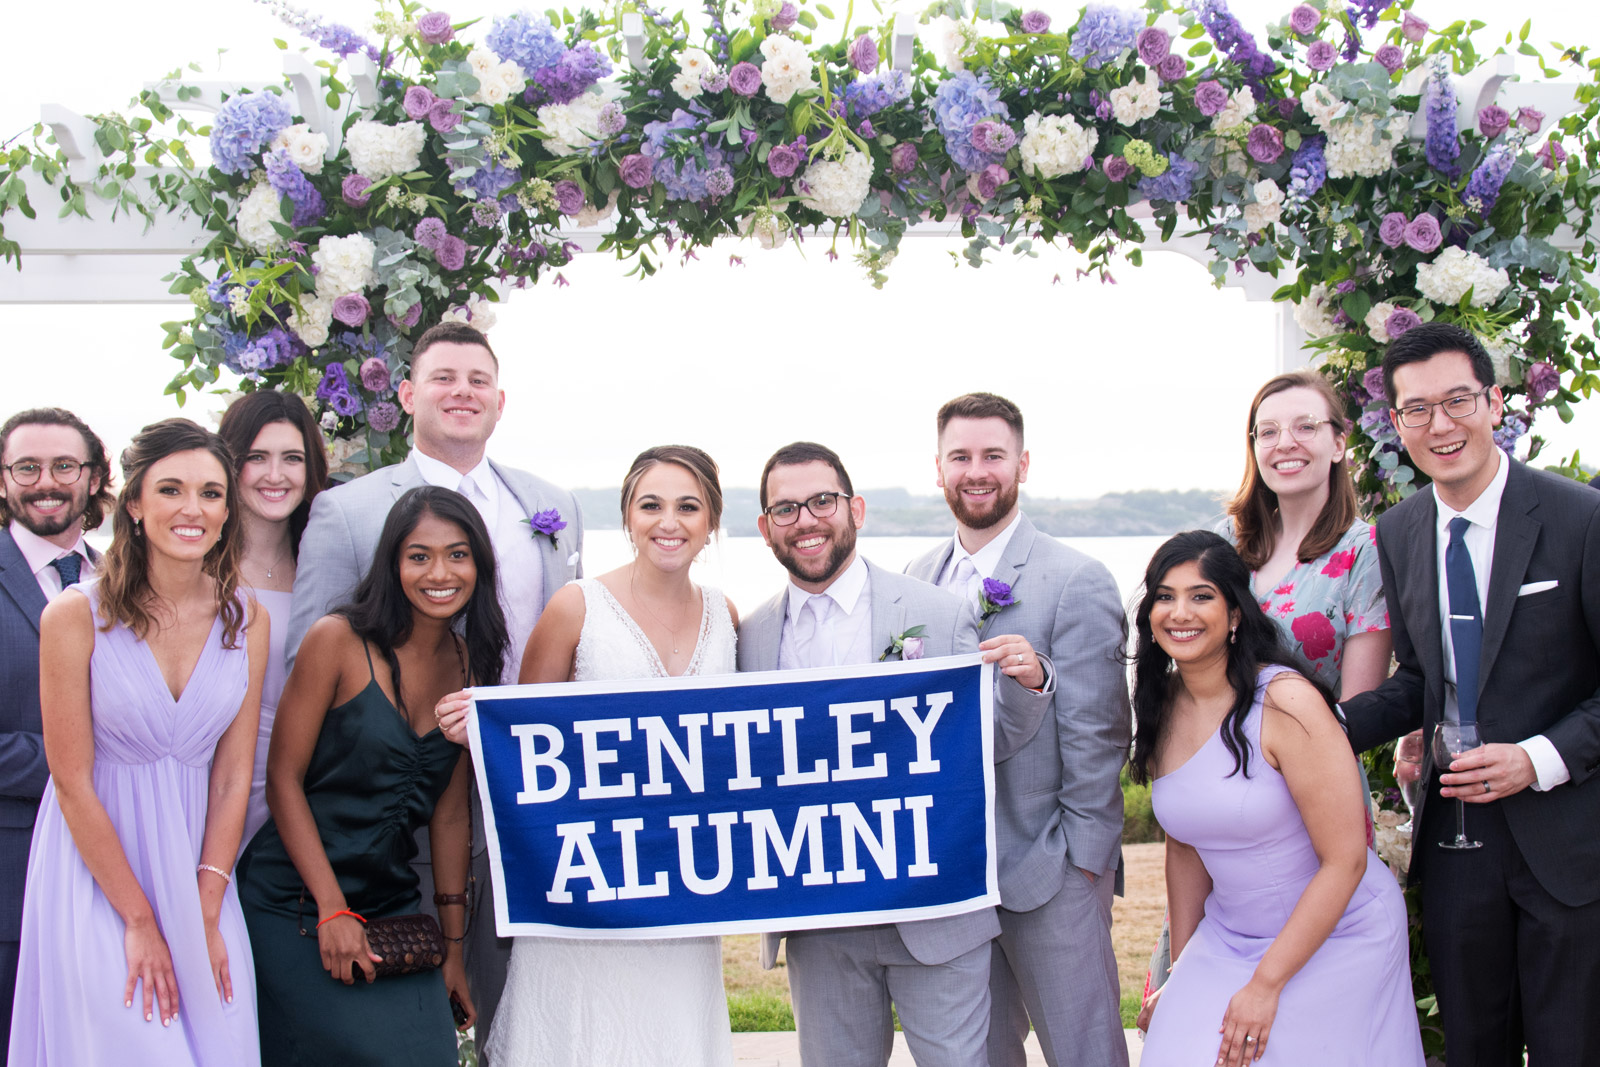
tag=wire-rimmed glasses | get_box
[1395,387,1493,428]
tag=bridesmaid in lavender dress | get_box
[1130,532,1422,1067]
[217,391,329,855]
[8,419,266,1066]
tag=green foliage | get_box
[1121,765,1163,845]
[728,990,797,1031]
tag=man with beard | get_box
[0,408,112,1060]
[906,394,1130,1067]
[737,440,1051,1067]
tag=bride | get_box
[438,444,737,1066]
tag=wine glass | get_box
[1394,731,1425,834]
[1432,723,1483,851]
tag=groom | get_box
[738,441,1051,1067]
[287,322,583,1057]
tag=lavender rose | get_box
[1157,53,1187,82]
[1362,366,1387,401]
[331,292,371,327]
[901,636,925,660]
[1536,139,1568,170]
[360,356,391,393]
[1378,212,1408,248]
[1525,361,1560,402]
[398,303,423,328]
[1401,13,1428,42]
[849,34,878,74]
[1247,124,1284,164]
[341,174,373,207]
[403,85,436,121]
[729,62,762,97]
[1403,214,1442,253]
[766,143,800,178]
[1020,10,1050,33]
[771,2,798,31]
[1288,4,1320,35]
[977,163,1009,200]
[1374,44,1403,73]
[619,153,654,188]
[1306,40,1337,71]
[1384,307,1422,339]
[1103,155,1132,181]
[416,12,454,45]
[1194,80,1229,116]
[429,99,462,134]
[1517,106,1545,134]
[435,234,468,272]
[890,141,918,175]
[1136,27,1170,66]
[553,180,585,216]
[1478,105,1510,139]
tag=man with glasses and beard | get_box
[905,394,1130,1067]
[0,408,112,1060]
[737,441,1050,1067]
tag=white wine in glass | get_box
[1396,731,1425,834]
[1432,722,1483,851]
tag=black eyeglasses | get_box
[1394,387,1492,428]
[763,492,852,527]
[2,459,93,486]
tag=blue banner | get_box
[467,655,997,938]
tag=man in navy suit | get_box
[0,409,112,1061]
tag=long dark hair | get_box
[337,487,508,713]
[217,390,330,559]
[1127,531,1317,784]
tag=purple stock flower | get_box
[417,12,454,45]
[1021,10,1051,33]
[262,149,325,228]
[890,141,918,175]
[1157,53,1188,82]
[1103,155,1132,181]
[619,153,655,188]
[771,2,798,31]
[1517,107,1545,134]
[1385,307,1422,338]
[1306,40,1336,70]
[729,62,762,98]
[428,99,462,133]
[553,180,586,216]
[359,356,391,392]
[1247,124,1284,164]
[414,217,447,249]
[525,508,568,543]
[1136,27,1171,66]
[849,34,878,74]
[1525,361,1560,402]
[1287,134,1325,200]
[435,234,468,272]
[1463,143,1515,213]
[209,91,294,175]
[1374,44,1403,73]
[1288,4,1319,35]
[1194,80,1229,116]
[1494,413,1528,456]
[1536,139,1568,170]
[977,163,1009,200]
[767,144,800,178]
[342,175,373,207]
[1401,12,1428,42]
[1478,105,1510,139]
[970,120,1017,154]
[403,85,436,121]
[1195,0,1276,87]
[367,400,402,433]
[1378,212,1407,247]
[1403,214,1442,252]
[331,292,370,327]
[1424,61,1460,178]
[1362,366,1387,401]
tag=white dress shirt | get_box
[412,449,503,531]
[1432,451,1568,790]
[778,555,874,668]
[9,522,96,600]
[937,512,1022,611]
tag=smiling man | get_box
[906,394,1131,1067]
[285,321,582,1061]
[1341,323,1600,1065]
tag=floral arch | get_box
[2,0,1598,510]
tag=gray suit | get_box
[907,516,1130,1067]
[737,560,1049,1067]
[285,454,583,1058]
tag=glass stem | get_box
[1455,799,1467,843]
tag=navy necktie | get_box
[49,553,82,589]
[1445,517,1482,724]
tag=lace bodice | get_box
[572,578,736,682]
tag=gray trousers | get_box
[785,924,990,1067]
[988,867,1127,1067]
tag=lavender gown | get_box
[7,581,260,1066]
[1142,666,1422,1066]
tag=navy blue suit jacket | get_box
[0,530,53,941]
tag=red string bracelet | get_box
[316,908,366,929]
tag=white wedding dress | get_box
[485,579,737,1067]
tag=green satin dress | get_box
[238,643,463,1066]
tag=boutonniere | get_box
[979,578,1018,623]
[879,625,927,662]
[523,508,568,548]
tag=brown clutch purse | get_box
[363,912,446,977]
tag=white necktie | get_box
[458,475,489,522]
[796,595,834,669]
[951,556,981,612]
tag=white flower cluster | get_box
[467,48,527,106]
[739,207,790,249]
[236,181,285,253]
[313,233,379,296]
[345,120,426,181]
[922,14,976,70]
[1484,333,1521,386]
[1298,84,1404,178]
[1018,112,1098,180]
[672,48,716,98]
[289,294,334,347]
[1242,178,1283,233]
[1293,282,1339,339]
[801,147,874,217]
[441,293,498,332]
[760,35,816,103]
[1212,86,1256,132]
[273,123,329,174]
[1364,301,1398,344]
[1415,246,1511,308]
[538,93,609,157]
[1111,71,1161,126]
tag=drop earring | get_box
[1229,625,1238,644]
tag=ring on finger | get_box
[1244,1035,1255,1043]
[1482,780,1491,795]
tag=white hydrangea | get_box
[273,123,329,174]
[1324,115,1406,178]
[344,120,426,181]
[1293,282,1339,339]
[236,181,285,253]
[672,71,703,98]
[760,35,817,103]
[1365,301,1398,344]
[1242,178,1283,233]
[538,93,610,157]
[739,207,790,249]
[311,233,378,297]
[1212,86,1256,132]
[800,147,874,217]
[1110,70,1162,126]
[1299,83,1347,131]
[289,292,334,348]
[441,293,498,332]
[921,14,975,70]
[1484,333,1521,386]
[1018,112,1098,180]
[1415,246,1511,308]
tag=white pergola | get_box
[1,33,1582,374]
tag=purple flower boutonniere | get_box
[879,625,928,662]
[523,508,568,548]
[979,578,1018,623]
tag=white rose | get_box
[495,63,527,95]
[344,120,426,181]
[1299,83,1346,131]
[760,35,817,103]
[678,48,713,77]
[235,182,284,253]
[1293,282,1339,339]
[1415,246,1510,308]
[478,79,510,106]
[1364,301,1398,344]
[1110,70,1161,126]
[538,93,609,157]
[1018,112,1098,179]
[672,71,703,98]
[289,292,334,347]
[800,146,874,217]
[467,48,498,80]
[921,14,971,70]
[1212,86,1257,132]
[273,124,329,174]
[1242,178,1283,233]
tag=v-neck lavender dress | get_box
[1141,666,1422,1066]
[8,580,259,1066]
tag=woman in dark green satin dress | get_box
[238,487,508,1065]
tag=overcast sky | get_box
[2,0,1594,501]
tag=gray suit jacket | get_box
[286,454,584,665]
[907,515,1130,909]
[737,559,1049,968]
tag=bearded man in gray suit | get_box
[738,441,1050,1067]
[905,394,1130,1067]
[286,322,582,1057]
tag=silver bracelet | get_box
[197,863,231,883]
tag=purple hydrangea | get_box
[729,62,762,97]
[1403,213,1442,252]
[553,180,585,215]
[1525,361,1560,402]
[1103,155,1132,181]
[1401,12,1429,42]
[1374,44,1404,73]
[1424,60,1460,178]
[367,400,402,433]
[843,71,912,120]
[341,174,373,207]
[1194,0,1276,86]
[1194,80,1229,116]
[224,327,303,376]
[210,92,294,175]
[1362,366,1387,402]
[890,141,919,175]
[1306,40,1336,70]
[1378,212,1407,247]
[404,85,437,121]
[417,12,455,45]
[1288,4,1319,35]
[533,42,614,105]
[641,109,727,201]
[619,153,654,188]
[1385,307,1421,339]
[1478,105,1510,139]
[1136,27,1171,66]
[1069,5,1145,69]
[262,149,325,228]
[849,34,878,74]
[455,157,521,212]
[360,356,391,392]
[1138,152,1200,202]
[933,71,1011,173]
[1021,10,1051,33]
[1247,124,1284,164]
[1359,405,1401,448]
[1286,135,1326,200]
[486,11,566,73]
[1463,143,1515,214]
[1157,53,1188,81]
[414,217,447,249]
[771,2,798,31]
[1493,413,1528,456]
[436,234,468,271]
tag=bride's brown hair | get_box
[620,445,724,534]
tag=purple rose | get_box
[857,119,875,138]
[1374,44,1404,73]
[1401,12,1428,42]
[977,163,1009,200]
[901,636,925,660]
[1136,27,1170,66]
[1362,366,1387,402]
[1525,360,1560,402]
[1020,10,1050,34]
[341,174,373,207]
[619,153,655,189]
[417,12,454,45]
[1516,106,1545,134]
[1306,40,1337,70]
[767,143,800,178]
[890,141,918,175]
[428,99,462,134]
[403,85,436,121]
[849,34,878,74]
[331,292,370,327]
[414,217,447,249]
[1247,124,1284,164]
[398,303,423,328]
[367,400,402,433]
[1384,307,1422,339]
[435,234,467,272]
[1378,211,1408,247]
[553,180,585,216]
[360,356,391,393]
[1275,96,1297,119]
[1289,4,1320,35]
[1403,214,1442,253]
[1103,155,1132,181]
[729,62,762,97]
[1157,53,1187,82]
[1536,139,1568,170]
[1477,105,1509,139]
[771,2,798,31]
[1195,80,1229,116]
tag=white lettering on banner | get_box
[832,798,900,883]
[904,795,938,876]
[745,805,834,889]
[613,818,670,899]
[512,723,571,803]
[575,718,637,799]
[890,692,952,774]
[711,709,771,790]
[639,713,708,796]
[547,821,617,903]
[830,701,888,781]
[669,811,739,895]
[772,706,829,786]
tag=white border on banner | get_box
[465,653,998,940]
